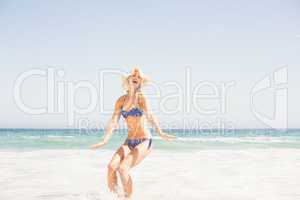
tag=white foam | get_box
[156,136,299,143]
[18,135,75,139]
[1,149,300,200]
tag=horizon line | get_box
[0,128,297,131]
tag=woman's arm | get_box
[140,95,176,141]
[90,96,125,149]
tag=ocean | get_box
[1,129,300,200]
[1,128,300,150]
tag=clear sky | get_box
[0,0,299,129]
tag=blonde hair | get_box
[122,68,149,92]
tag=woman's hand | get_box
[90,141,106,150]
[160,133,177,141]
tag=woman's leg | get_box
[107,145,131,193]
[118,140,152,198]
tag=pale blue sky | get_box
[0,0,299,129]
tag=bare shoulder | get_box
[138,93,147,102]
[138,93,149,109]
[115,95,127,108]
[117,94,127,101]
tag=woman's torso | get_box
[120,94,151,139]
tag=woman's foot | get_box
[123,193,132,200]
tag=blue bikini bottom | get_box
[124,138,152,150]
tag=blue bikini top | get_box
[121,107,143,118]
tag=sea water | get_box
[1,129,300,200]
[1,128,300,150]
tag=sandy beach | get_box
[1,148,300,200]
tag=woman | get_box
[90,68,175,198]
